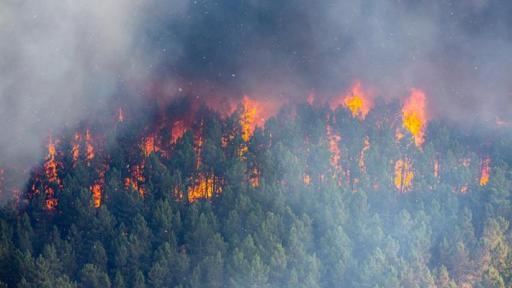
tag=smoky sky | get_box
[157,0,512,119]
[1,0,512,193]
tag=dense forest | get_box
[0,91,511,288]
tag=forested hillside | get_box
[0,92,511,288]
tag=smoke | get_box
[1,0,511,194]
[157,0,512,121]
[0,0,188,193]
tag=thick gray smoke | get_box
[1,0,511,195]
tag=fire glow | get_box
[402,89,428,147]
[480,157,490,186]
[331,81,373,120]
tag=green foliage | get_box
[1,102,512,287]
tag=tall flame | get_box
[402,89,428,147]
[331,81,373,119]
[479,157,490,186]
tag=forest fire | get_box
[394,158,414,192]
[402,89,428,147]
[479,157,490,186]
[331,81,372,119]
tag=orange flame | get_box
[394,158,414,192]
[71,133,81,165]
[188,173,222,202]
[44,138,61,210]
[85,129,95,162]
[479,157,490,186]
[402,89,428,147]
[44,139,59,184]
[125,164,145,197]
[90,184,102,208]
[330,81,373,119]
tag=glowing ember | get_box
[359,136,370,173]
[394,158,414,192]
[402,89,428,147]
[479,157,490,186]
[331,81,373,119]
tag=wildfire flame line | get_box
[402,89,428,147]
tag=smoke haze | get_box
[1,0,511,192]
